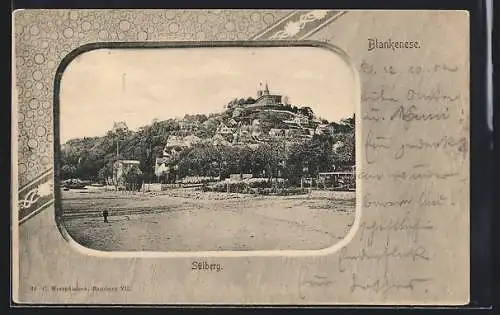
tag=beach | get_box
[61,187,356,252]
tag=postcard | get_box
[12,9,469,305]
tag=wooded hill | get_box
[60,103,355,184]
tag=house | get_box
[216,122,236,135]
[315,124,331,135]
[227,118,238,127]
[154,157,170,177]
[232,108,244,118]
[165,135,201,148]
[234,131,255,145]
[248,82,283,107]
[283,115,309,125]
[162,146,182,159]
[166,135,187,148]
[284,129,301,138]
[269,128,284,137]
[238,124,252,135]
[228,82,285,109]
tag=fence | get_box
[316,172,356,191]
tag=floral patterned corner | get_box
[18,169,54,224]
[254,10,345,40]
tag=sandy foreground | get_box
[61,187,356,252]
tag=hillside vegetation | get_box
[60,103,355,184]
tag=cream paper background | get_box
[12,10,469,304]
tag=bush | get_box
[180,176,216,184]
[202,182,306,195]
[244,178,271,188]
[203,181,248,193]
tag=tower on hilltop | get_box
[254,81,282,107]
[263,82,270,95]
[257,81,271,98]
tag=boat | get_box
[62,179,87,189]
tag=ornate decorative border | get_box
[251,10,344,40]
[13,9,346,224]
[18,168,54,224]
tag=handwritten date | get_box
[360,61,459,76]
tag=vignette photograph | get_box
[57,46,357,252]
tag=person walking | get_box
[102,209,109,223]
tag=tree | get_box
[340,114,355,131]
[123,165,143,191]
[60,164,77,179]
[245,97,256,104]
[331,133,355,170]
[227,98,238,108]
[76,153,103,181]
[285,135,335,184]
[249,143,283,181]
[59,98,355,187]
[97,163,113,184]
[299,106,314,119]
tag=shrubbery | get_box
[244,178,271,188]
[179,176,217,184]
[202,180,306,195]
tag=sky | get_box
[59,46,356,142]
